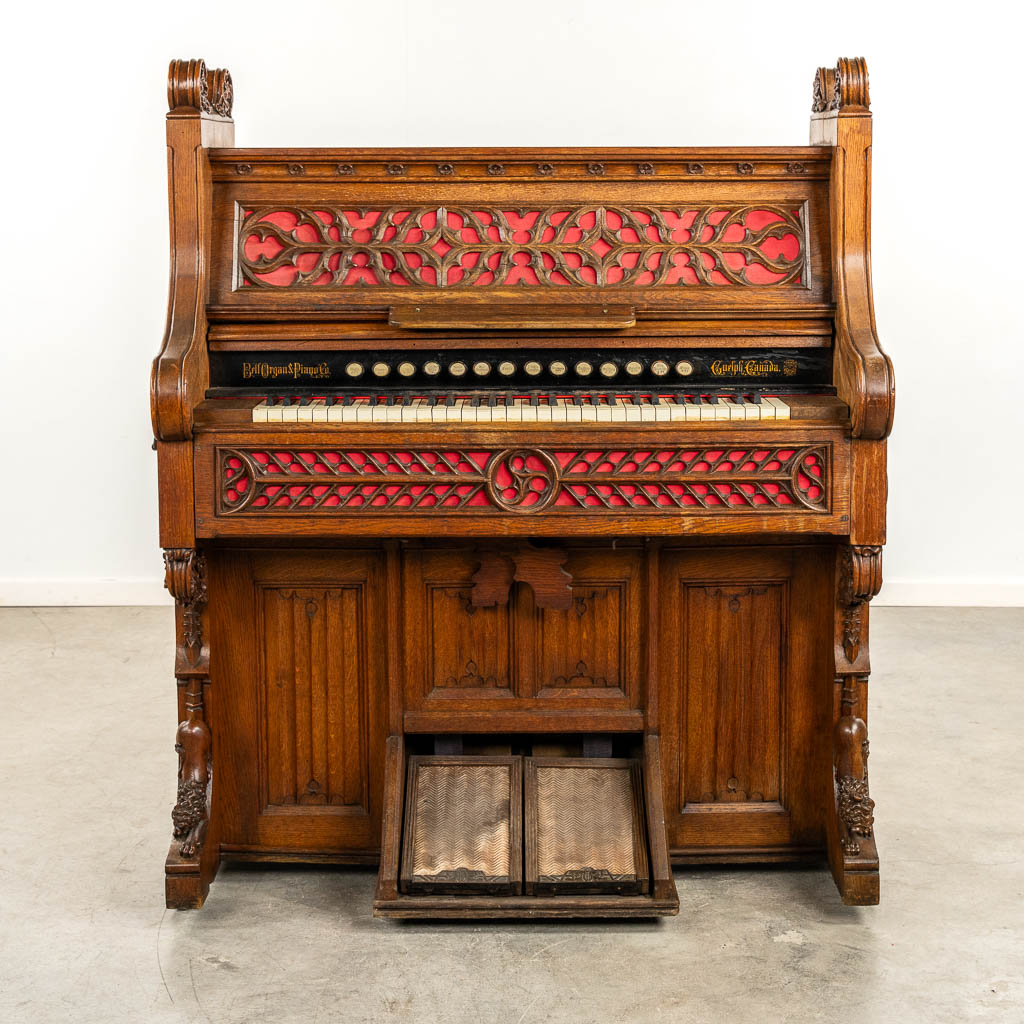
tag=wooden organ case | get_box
[153,57,893,918]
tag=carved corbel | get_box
[838,544,882,664]
[163,549,212,860]
[163,548,207,665]
[835,678,875,857]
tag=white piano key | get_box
[638,400,656,423]
[281,401,300,423]
[564,399,583,423]
[764,396,791,419]
[252,400,271,423]
[654,400,670,423]
[739,397,760,421]
[721,397,746,421]
[327,401,346,423]
[596,400,612,423]
[296,401,316,423]
[551,400,568,423]
[310,400,329,423]
[668,399,690,421]
[580,400,598,422]
[354,399,374,423]
[520,400,538,423]
[491,402,508,422]
[430,400,450,423]
[534,402,552,423]
[623,398,642,423]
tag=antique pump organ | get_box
[153,57,893,917]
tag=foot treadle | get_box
[525,757,648,895]
[376,743,678,918]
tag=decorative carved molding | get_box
[702,585,769,613]
[236,204,805,289]
[838,545,883,662]
[445,659,496,688]
[219,445,830,516]
[163,549,207,662]
[537,868,635,884]
[167,58,233,116]
[413,868,507,884]
[553,659,607,688]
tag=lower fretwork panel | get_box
[207,540,833,864]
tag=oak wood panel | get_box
[658,546,832,853]
[210,549,386,854]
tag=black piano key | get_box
[708,393,720,404]
[341,394,352,406]
[750,392,762,404]
[445,394,456,406]
[529,393,540,407]
[470,396,481,407]
[298,397,311,406]
[652,393,661,404]
[278,397,291,407]
[324,396,335,407]
[487,393,497,407]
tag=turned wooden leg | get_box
[163,548,220,909]
[827,545,882,905]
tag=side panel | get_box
[211,549,387,856]
[658,546,832,856]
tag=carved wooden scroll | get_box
[163,549,212,865]
[153,59,234,443]
[810,57,895,440]
[167,58,233,116]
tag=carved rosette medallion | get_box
[486,449,561,513]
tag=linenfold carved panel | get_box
[218,445,830,515]
[236,205,805,289]
[261,587,369,808]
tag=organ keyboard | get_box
[251,391,792,423]
[154,56,893,922]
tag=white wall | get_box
[2,0,1021,606]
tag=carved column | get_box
[830,543,882,904]
[835,677,875,857]
[163,548,217,907]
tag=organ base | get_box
[163,538,879,914]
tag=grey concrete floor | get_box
[0,607,1021,1023]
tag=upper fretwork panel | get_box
[206,148,832,318]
